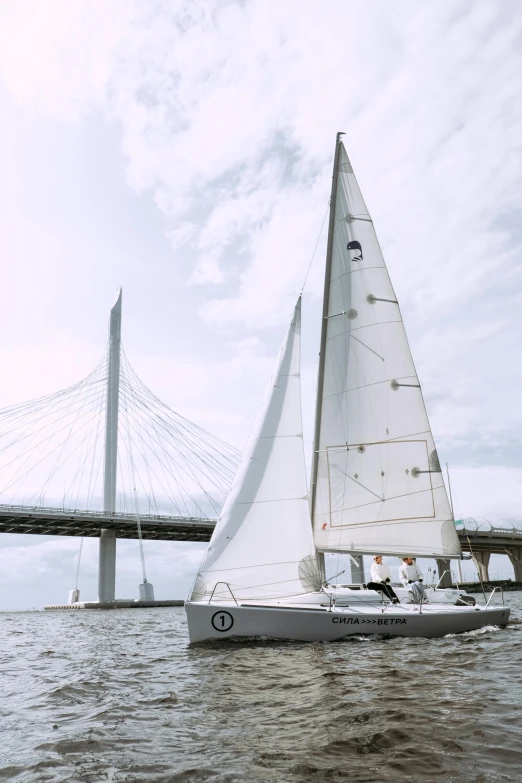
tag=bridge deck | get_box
[1,508,521,552]
[458,527,522,554]
[0,505,215,542]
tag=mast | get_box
[98,289,122,602]
[446,462,462,583]
[310,133,344,535]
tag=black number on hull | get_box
[211,611,234,632]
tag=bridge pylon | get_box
[0,294,241,607]
[98,290,122,601]
[96,290,154,603]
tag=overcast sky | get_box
[0,0,521,609]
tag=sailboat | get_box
[185,134,510,642]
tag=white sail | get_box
[191,298,318,602]
[312,141,461,558]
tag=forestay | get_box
[312,142,461,558]
[191,298,318,602]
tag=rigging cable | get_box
[74,538,84,591]
[124,405,148,586]
[300,199,330,295]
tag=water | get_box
[1,595,521,783]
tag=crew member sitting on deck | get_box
[367,556,400,603]
[399,557,427,603]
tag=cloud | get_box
[1,1,521,333]
[450,465,522,525]
[0,0,130,120]
[0,0,521,605]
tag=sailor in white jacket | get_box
[399,557,427,602]
[367,556,400,603]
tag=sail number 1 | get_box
[211,611,234,632]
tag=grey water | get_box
[1,596,521,783]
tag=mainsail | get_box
[311,137,461,558]
[191,298,318,601]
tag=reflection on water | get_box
[1,595,521,782]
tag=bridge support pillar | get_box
[472,551,491,582]
[436,559,452,587]
[139,582,155,600]
[98,529,116,601]
[350,555,365,584]
[98,291,122,604]
[507,547,522,582]
[68,588,80,604]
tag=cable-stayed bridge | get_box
[0,291,240,603]
[2,292,521,603]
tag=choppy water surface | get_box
[1,595,521,783]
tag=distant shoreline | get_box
[459,579,522,593]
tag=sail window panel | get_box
[327,440,435,527]
[314,442,458,556]
[319,381,429,447]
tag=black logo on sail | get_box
[347,240,363,262]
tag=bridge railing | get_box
[459,526,522,539]
[0,502,217,525]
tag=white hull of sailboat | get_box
[185,601,510,644]
[187,137,507,652]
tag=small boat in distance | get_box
[185,134,510,642]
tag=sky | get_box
[0,0,521,608]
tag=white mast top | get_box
[312,140,460,559]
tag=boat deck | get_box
[232,599,489,616]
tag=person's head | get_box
[403,557,414,565]
[374,555,383,565]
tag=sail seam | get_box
[322,375,420,398]
[257,434,303,440]
[326,515,454,529]
[324,485,441,515]
[325,319,404,336]
[228,497,309,506]
[203,560,309,573]
[330,265,386,282]
[315,431,432,452]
